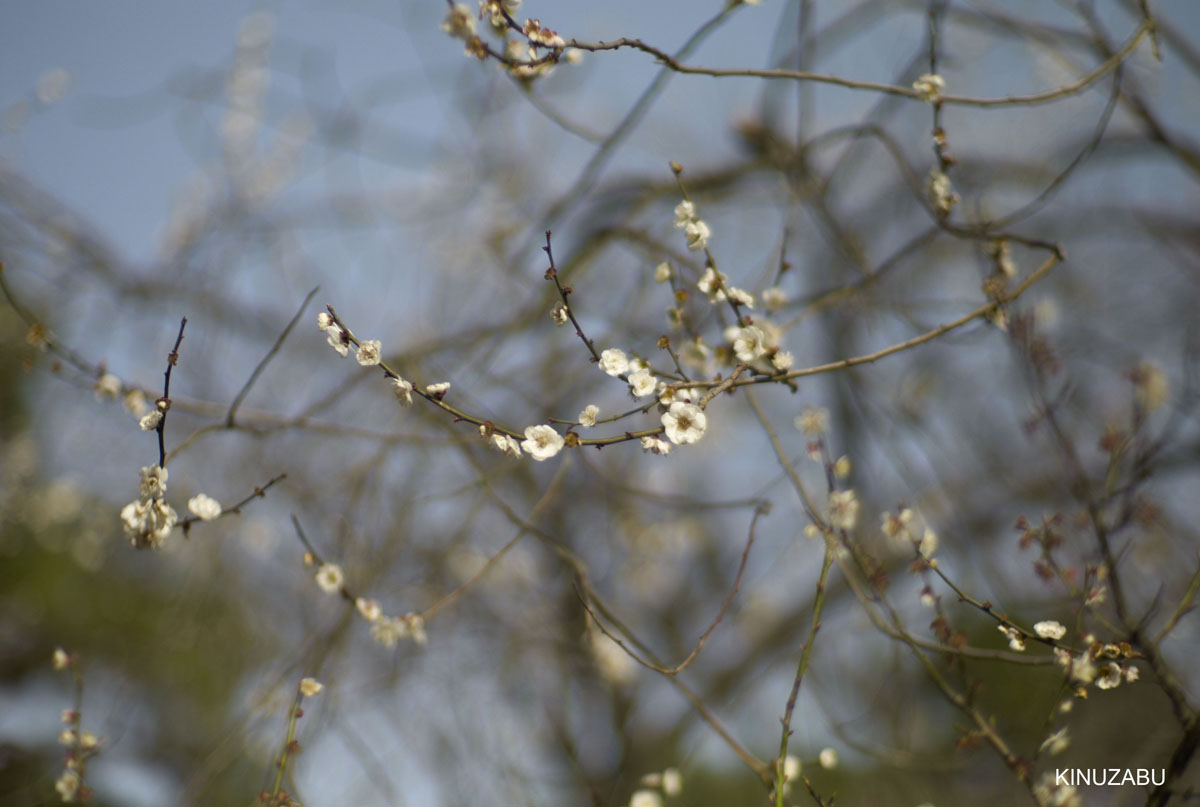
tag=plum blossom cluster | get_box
[440,1,580,80]
[52,649,99,804]
[1053,638,1140,694]
[120,465,178,549]
[673,200,710,252]
[311,560,428,647]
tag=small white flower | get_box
[762,286,787,311]
[325,325,349,357]
[55,769,81,802]
[661,401,706,445]
[1124,665,1139,683]
[662,768,682,796]
[640,435,672,455]
[139,409,163,431]
[317,312,333,330]
[684,219,711,251]
[579,404,599,427]
[654,262,671,283]
[391,376,414,405]
[918,528,938,559]
[912,73,945,102]
[732,325,768,363]
[1095,662,1122,690]
[795,407,828,436]
[404,612,428,645]
[371,615,409,647]
[818,748,838,770]
[927,169,958,215]
[599,348,629,376]
[440,3,476,40]
[673,200,695,228]
[1040,727,1070,755]
[426,381,450,396]
[998,624,1026,652]
[490,433,522,457]
[726,287,755,308]
[299,677,323,697]
[629,790,663,807]
[1069,651,1097,684]
[1034,621,1067,640]
[522,424,565,461]
[782,755,801,781]
[123,388,147,416]
[315,563,344,594]
[356,597,382,622]
[355,339,382,366]
[771,350,794,371]
[629,369,657,398]
[94,372,121,401]
[551,302,569,325]
[697,266,728,301]
[138,465,168,498]
[187,494,222,521]
[833,455,851,478]
[828,489,859,530]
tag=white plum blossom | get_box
[370,614,409,647]
[440,3,476,40]
[732,325,769,363]
[654,262,671,283]
[672,200,694,227]
[94,372,121,401]
[912,73,945,102]
[684,220,711,251]
[391,376,414,405]
[123,388,147,416]
[139,464,168,498]
[641,435,672,455]
[629,791,662,807]
[426,381,450,396]
[356,597,381,622]
[579,404,599,427]
[490,432,523,457]
[187,494,222,521]
[828,489,860,530]
[819,748,838,770]
[299,677,323,697]
[139,409,162,431]
[998,625,1026,651]
[1095,662,1123,690]
[772,350,794,371]
[673,200,711,251]
[551,302,569,325]
[662,402,706,445]
[599,348,629,376]
[928,168,958,215]
[795,407,828,436]
[762,286,787,311]
[355,339,382,366]
[727,286,755,308]
[120,497,178,549]
[522,424,565,461]
[662,768,682,796]
[628,369,656,398]
[1034,621,1067,640]
[315,563,344,593]
[318,312,350,357]
[697,266,728,302]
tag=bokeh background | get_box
[2,1,1200,805]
